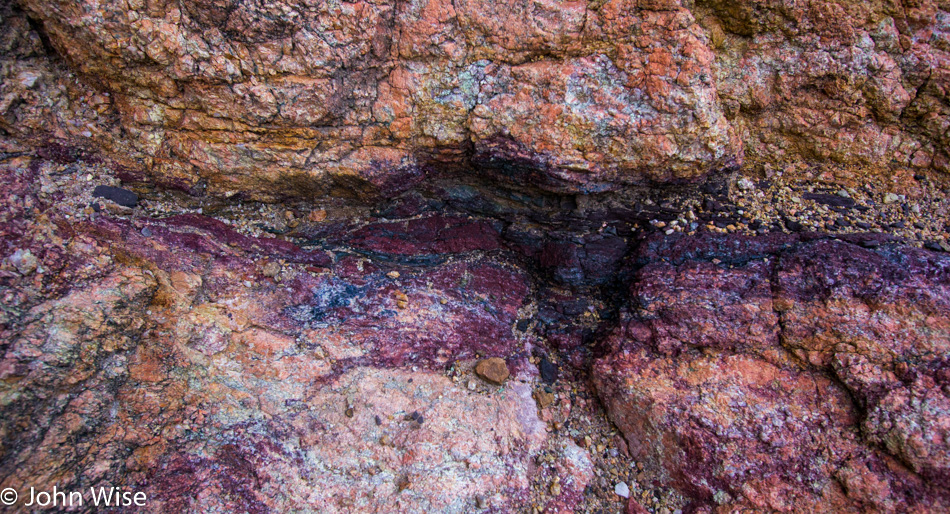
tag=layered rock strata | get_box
[2,0,950,511]
[2,147,949,512]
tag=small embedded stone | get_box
[475,357,509,385]
[309,209,327,222]
[9,248,38,275]
[539,356,558,383]
[394,290,408,309]
[387,270,400,279]
[534,389,554,409]
[262,262,281,277]
[92,185,138,208]
[614,482,630,498]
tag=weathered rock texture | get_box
[594,232,950,511]
[698,0,950,173]
[0,152,600,512]
[3,144,949,511]
[3,0,950,512]
[4,0,947,200]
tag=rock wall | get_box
[3,0,947,200]
[2,0,950,512]
[594,232,950,511]
[2,148,948,511]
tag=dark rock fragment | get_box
[539,356,558,384]
[93,185,138,207]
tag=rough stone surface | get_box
[2,0,943,199]
[0,149,615,512]
[699,0,950,174]
[594,232,950,511]
[0,0,739,198]
[2,135,950,511]
[2,0,947,200]
[2,0,950,511]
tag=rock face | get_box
[4,0,738,198]
[700,0,950,173]
[5,0,947,200]
[3,0,950,512]
[594,233,950,511]
[0,153,599,512]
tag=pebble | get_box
[539,356,558,383]
[614,482,630,498]
[387,271,400,279]
[737,177,755,191]
[262,262,281,277]
[475,357,510,385]
[534,389,555,409]
[883,193,900,204]
[309,209,327,222]
[409,410,425,425]
[9,248,38,275]
[92,185,138,208]
[395,291,408,309]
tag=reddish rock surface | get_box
[594,233,950,511]
[0,0,739,198]
[2,0,950,511]
[0,0,941,200]
[2,0,947,200]
[0,150,607,512]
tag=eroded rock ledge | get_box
[2,0,949,201]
